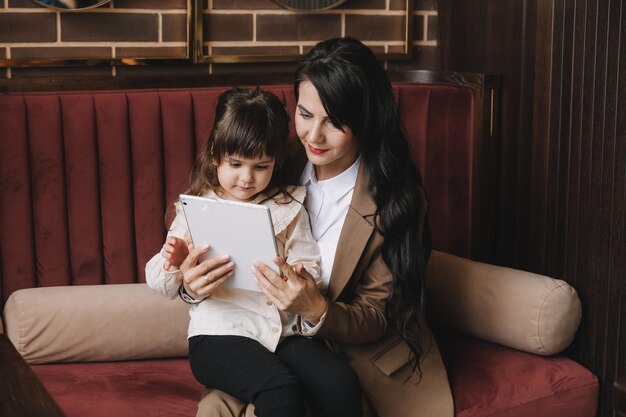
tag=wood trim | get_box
[616,379,626,416]
[0,334,65,417]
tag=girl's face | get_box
[216,154,275,202]
[296,80,359,181]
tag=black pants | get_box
[189,335,362,417]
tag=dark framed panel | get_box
[193,0,413,64]
[0,0,193,68]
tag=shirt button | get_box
[266,300,272,306]
[291,325,298,331]
[272,327,279,333]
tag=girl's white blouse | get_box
[145,186,320,352]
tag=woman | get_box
[182,37,453,417]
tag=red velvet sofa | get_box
[0,71,599,417]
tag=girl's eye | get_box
[228,162,241,167]
[255,165,269,171]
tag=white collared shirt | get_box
[300,158,361,290]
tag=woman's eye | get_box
[298,112,312,119]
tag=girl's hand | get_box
[252,257,327,325]
[162,236,190,271]
[179,242,234,300]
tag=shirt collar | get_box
[300,157,361,204]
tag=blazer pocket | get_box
[371,337,411,376]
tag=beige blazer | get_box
[197,163,454,417]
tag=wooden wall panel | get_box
[530,0,625,415]
[440,0,625,415]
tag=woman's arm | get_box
[253,238,390,344]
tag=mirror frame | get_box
[193,0,413,64]
[0,0,193,68]
[31,0,112,12]
[269,0,349,12]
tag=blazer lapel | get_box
[327,163,377,300]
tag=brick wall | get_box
[0,0,438,79]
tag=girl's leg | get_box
[276,336,362,417]
[189,335,306,417]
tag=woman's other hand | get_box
[252,257,328,325]
[180,241,234,301]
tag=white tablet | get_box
[179,194,279,292]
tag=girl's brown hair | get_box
[167,87,293,225]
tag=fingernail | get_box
[202,244,209,250]
[252,260,260,267]
[220,255,230,261]
[251,265,258,274]
[226,261,234,268]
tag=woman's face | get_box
[296,80,359,181]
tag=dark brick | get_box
[116,46,188,58]
[338,0,385,10]
[211,60,298,76]
[257,14,340,41]
[115,63,208,77]
[414,0,436,11]
[162,13,187,42]
[427,14,438,41]
[413,14,425,41]
[366,44,386,54]
[212,45,300,56]
[0,49,6,59]
[11,65,113,78]
[345,15,405,41]
[203,14,252,41]
[0,68,7,79]
[387,44,407,54]
[11,46,112,59]
[389,0,407,10]
[387,44,440,70]
[8,0,46,7]
[61,13,158,41]
[114,0,187,8]
[13,0,113,9]
[0,14,56,42]
[212,0,280,10]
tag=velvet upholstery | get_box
[437,331,599,417]
[0,84,474,304]
[28,335,598,417]
[31,359,201,417]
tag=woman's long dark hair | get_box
[295,37,432,374]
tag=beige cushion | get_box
[2,283,190,364]
[426,251,581,355]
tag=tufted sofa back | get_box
[0,80,482,303]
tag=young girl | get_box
[145,88,336,417]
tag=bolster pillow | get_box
[2,283,190,364]
[426,251,582,355]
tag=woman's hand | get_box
[179,242,234,301]
[252,257,327,325]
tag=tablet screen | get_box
[179,194,279,292]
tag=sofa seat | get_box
[27,334,598,417]
[31,358,202,417]
[438,331,599,417]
